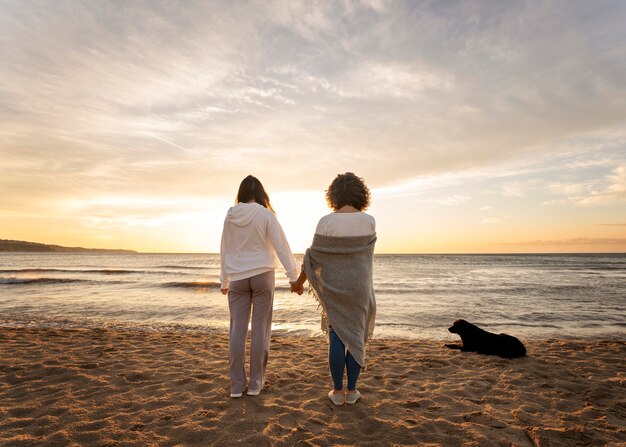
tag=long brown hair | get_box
[236,175,275,214]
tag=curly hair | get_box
[325,172,371,211]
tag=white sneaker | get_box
[247,379,265,396]
[328,390,344,406]
[346,390,361,405]
[230,392,243,398]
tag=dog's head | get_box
[448,319,472,334]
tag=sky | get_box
[1,0,625,253]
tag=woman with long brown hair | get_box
[220,175,301,398]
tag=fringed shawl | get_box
[303,233,377,367]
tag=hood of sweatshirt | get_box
[226,202,263,227]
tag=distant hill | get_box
[0,239,137,254]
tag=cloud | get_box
[2,2,625,192]
[505,237,626,247]
[544,166,626,206]
[424,195,471,206]
[1,0,626,249]
[499,183,525,197]
[481,217,502,225]
[57,195,231,236]
[549,181,596,196]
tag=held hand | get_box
[220,288,228,295]
[290,282,304,295]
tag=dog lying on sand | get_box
[445,319,526,358]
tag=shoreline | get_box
[3,251,625,255]
[3,320,626,343]
[2,315,625,342]
[1,327,625,446]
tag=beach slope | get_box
[0,328,624,446]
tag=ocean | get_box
[1,253,624,340]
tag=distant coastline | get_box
[0,239,137,254]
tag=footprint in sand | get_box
[403,418,419,427]
[77,362,98,370]
[463,411,507,428]
[121,372,147,382]
[402,400,421,409]
[9,407,34,418]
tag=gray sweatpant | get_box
[227,270,275,394]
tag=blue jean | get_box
[328,328,361,391]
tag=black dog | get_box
[445,319,526,358]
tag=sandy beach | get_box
[0,327,624,447]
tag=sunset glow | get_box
[1,1,624,253]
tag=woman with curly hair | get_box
[293,172,377,406]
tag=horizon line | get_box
[115,251,626,255]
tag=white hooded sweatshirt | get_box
[220,202,298,289]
